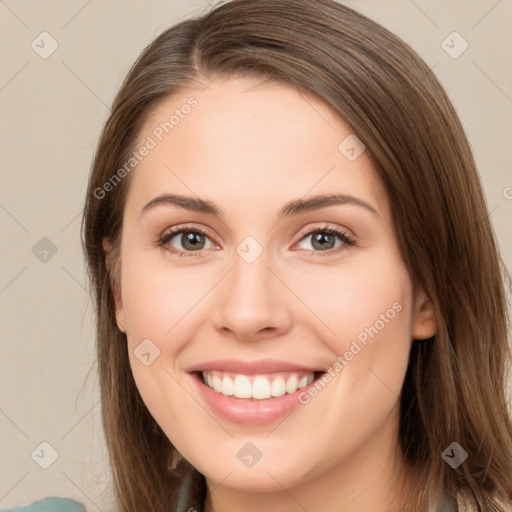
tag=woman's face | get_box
[109,77,436,494]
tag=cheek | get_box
[276,263,413,471]
[120,248,215,342]
[290,254,412,346]
[119,247,217,420]
[288,253,414,404]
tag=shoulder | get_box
[0,497,86,512]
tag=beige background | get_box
[1,0,511,509]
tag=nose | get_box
[210,252,294,343]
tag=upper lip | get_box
[187,359,324,374]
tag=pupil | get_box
[313,232,334,250]
[184,232,204,250]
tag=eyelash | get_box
[156,224,356,258]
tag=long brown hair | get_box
[81,1,512,510]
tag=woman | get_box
[81,0,512,511]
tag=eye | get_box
[157,226,216,257]
[157,224,356,258]
[294,225,356,254]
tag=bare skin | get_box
[105,77,437,512]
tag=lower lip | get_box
[189,372,323,425]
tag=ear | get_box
[411,287,438,340]
[102,237,126,333]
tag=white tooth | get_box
[298,375,309,389]
[252,376,271,399]
[212,374,222,392]
[221,376,234,396]
[307,373,315,385]
[271,377,286,397]
[234,375,252,398]
[285,375,299,394]
[207,373,213,388]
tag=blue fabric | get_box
[0,497,86,512]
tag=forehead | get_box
[124,77,387,220]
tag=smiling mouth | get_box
[197,370,325,400]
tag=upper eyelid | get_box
[161,224,217,243]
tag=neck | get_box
[203,406,424,512]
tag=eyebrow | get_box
[140,193,379,219]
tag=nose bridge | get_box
[211,244,292,340]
